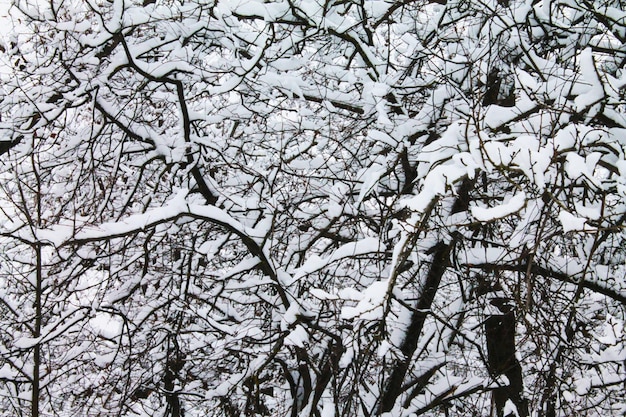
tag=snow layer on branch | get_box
[558,210,589,232]
[34,190,250,246]
[292,237,384,279]
[5,0,626,414]
[574,48,605,113]
[471,191,526,221]
[341,280,389,320]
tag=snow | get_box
[93,352,116,368]
[574,48,605,113]
[90,313,123,340]
[3,0,626,415]
[574,202,602,220]
[309,288,339,301]
[292,237,383,279]
[403,163,467,213]
[34,190,254,247]
[503,400,520,417]
[284,324,308,348]
[462,246,520,266]
[483,93,536,129]
[558,210,588,233]
[0,364,15,379]
[356,163,387,203]
[471,191,526,221]
[594,315,624,346]
[321,401,336,417]
[281,303,302,327]
[377,340,392,357]
[341,280,389,320]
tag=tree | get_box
[1,0,626,415]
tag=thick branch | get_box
[62,207,289,307]
[469,262,626,305]
[380,176,474,412]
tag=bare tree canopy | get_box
[0,0,625,416]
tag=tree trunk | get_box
[484,299,528,417]
[31,243,42,417]
[380,177,474,412]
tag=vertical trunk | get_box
[164,369,182,417]
[164,337,184,417]
[484,298,528,417]
[30,140,43,417]
[379,177,474,413]
[31,244,42,417]
[540,284,584,417]
[380,241,453,413]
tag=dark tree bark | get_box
[0,136,22,157]
[380,240,453,413]
[484,299,529,417]
[164,338,185,417]
[380,177,475,413]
